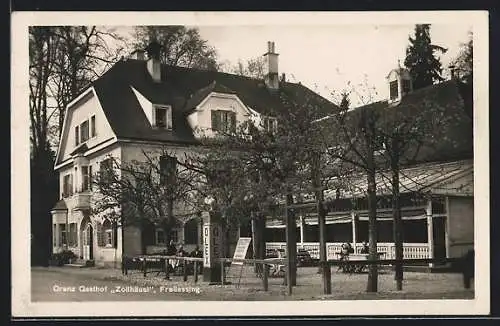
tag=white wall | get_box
[447,196,474,258]
[131,86,153,126]
[59,90,116,162]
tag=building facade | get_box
[50,41,336,266]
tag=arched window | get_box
[101,219,117,248]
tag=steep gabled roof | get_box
[184,81,237,112]
[88,59,338,144]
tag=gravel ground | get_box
[32,265,474,301]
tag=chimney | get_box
[263,41,279,90]
[145,41,162,83]
[129,49,146,61]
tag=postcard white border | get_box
[11,10,490,317]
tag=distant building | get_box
[265,63,473,268]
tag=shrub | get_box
[50,250,77,266]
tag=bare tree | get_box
[92,148,202,254]
[227,56,266,79]
[133,26,219,71]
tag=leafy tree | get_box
[451,31,473,85]
[133,26,219,71]
[404,24,448,90]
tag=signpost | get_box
[231,237,252,265]
[227,237,251,286]
[202,211,223,283]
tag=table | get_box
[335,252,385,273]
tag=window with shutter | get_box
[89,165,93,190]
[90,115,96,137]
[68,174,73,196]
[211,110,220,131]
[80,120,90,143]
[81,166,90,192]
[160,155,177,185]
[75,126,80,146]
[229,111,236,133]
[389,80,399,100]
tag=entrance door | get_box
[82,224,93,260]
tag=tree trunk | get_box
[317,189,331,294]
[366,167,378,293]
[285,192,297,287]
[312,152,331,293]
[391,138,404,290]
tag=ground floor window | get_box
[52,224,57,247]
[98,219,117,248]
[155,229,178,245]
[59,224,66,247]
[170,230,178,243]
[184,219,199,245]
[68,223,77,247]
[156,229,166,245]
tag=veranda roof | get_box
[324,159,473,200]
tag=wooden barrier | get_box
[122,254,473,294]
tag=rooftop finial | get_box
[397,59,401,68]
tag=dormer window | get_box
[402,79,412,95]
[211,110,236,134]
[153,105,172,129]
[389,81,399,100]
[387,63,413,104]
[262,116,278,134]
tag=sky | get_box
[114,22,471,106]
[195,24,472,105]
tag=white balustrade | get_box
[265,242,430,260]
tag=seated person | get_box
[166,240,177,256]
[177,245,187,257]
[360,242,369,254]
[347,243,354,254]
[190,245,202,258]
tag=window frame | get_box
[262,116,278,134]
[211,110,236,134]
[389,80,399,100]
[102,219,116,248]
[90,115,96,137]
[81,165,92,192]
[155,229,166,245]
[402,79,411,94]
[62,173,73,197]
[59,224,67,247]
[75,116,97,148]
[153,105,173,130]
[80,120,90,143]
[75,125,80,146]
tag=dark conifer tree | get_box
[404,24,447,89]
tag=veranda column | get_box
[351,212,357,252]
[426,199,434,268]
